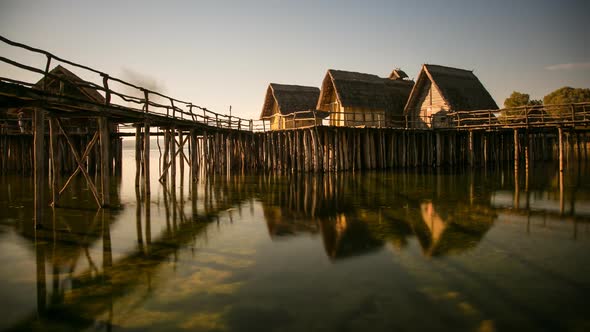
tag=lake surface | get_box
[0,147,589,331]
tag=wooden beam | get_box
[57,132,99,197]
[56,118,101,207]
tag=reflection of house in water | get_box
[259,173,497,259]
[263,205,320,237]
[320,214,383,260]
[412,200,495,256]
[404,64,498,128]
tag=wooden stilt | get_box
[144,121,151,196]
[135,125,142,187]
[99,117,110,207]
[514,129,519,171]
[49,117,58,207]
[34,108,45,225]
[558,127,564,172]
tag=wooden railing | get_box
[0,35,259,131]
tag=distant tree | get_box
[504,91,538,108]
[543,87,590,105]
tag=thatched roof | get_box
[260,83,320,119]
[389,69,408,80]
[405,64,498,113]
[316,69,414,113]
[34,65,105,103]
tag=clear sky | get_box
[1,0,588,120]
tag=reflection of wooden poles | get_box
[145,193,151,254]
[34,107,45,225]
[102,210,112,269]
[35,229,46,315]
[135,186,144,252]
[559,171,565,215]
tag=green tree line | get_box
[504,87,590,108]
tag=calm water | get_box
[0,147,589,331]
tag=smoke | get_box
[117,67,167,109]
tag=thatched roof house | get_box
[404,64,498,128]
[3,65,107,134]
[316,69,414,127]
[34,65,105,103]
[260,83,324,130]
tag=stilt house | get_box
[316,69,414,127]
[260,83,324,130]
[404,64,498,128]
[6,65,111,134]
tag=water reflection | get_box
[0,162,589,331]
[259,173,497,259]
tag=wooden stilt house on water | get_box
[316,69,414,127]
[1,65,122,175]
[404,64,498,128]
[260,83,325,130]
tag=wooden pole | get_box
[49,117,58,207]
[144,121,150,196]
[468,130,474,168]
[558,127,564,172]
[135,125,142,188]
[34,108,45,226]
[171,127,177,190]
[514,129,519,172]
[190,129,197,183]
[99,117,110,207]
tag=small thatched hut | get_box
[35,65,106,104]
[260,83,324,130]
[404,64,498,128]
[316,69,414,127]
[5,65,110,134]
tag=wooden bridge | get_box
[1,35,589,224]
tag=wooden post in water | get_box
[513,129,519,172]
[467,130,475,168]
[135,125,142,188]
[558,127,564,172]
[190,129,197,183]
[34,108,45,226]
[144,121,151,196]
[170,127,177,190]
[49,117,58,207]
[99,117,110,207]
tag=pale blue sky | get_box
[1,0,588,119]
